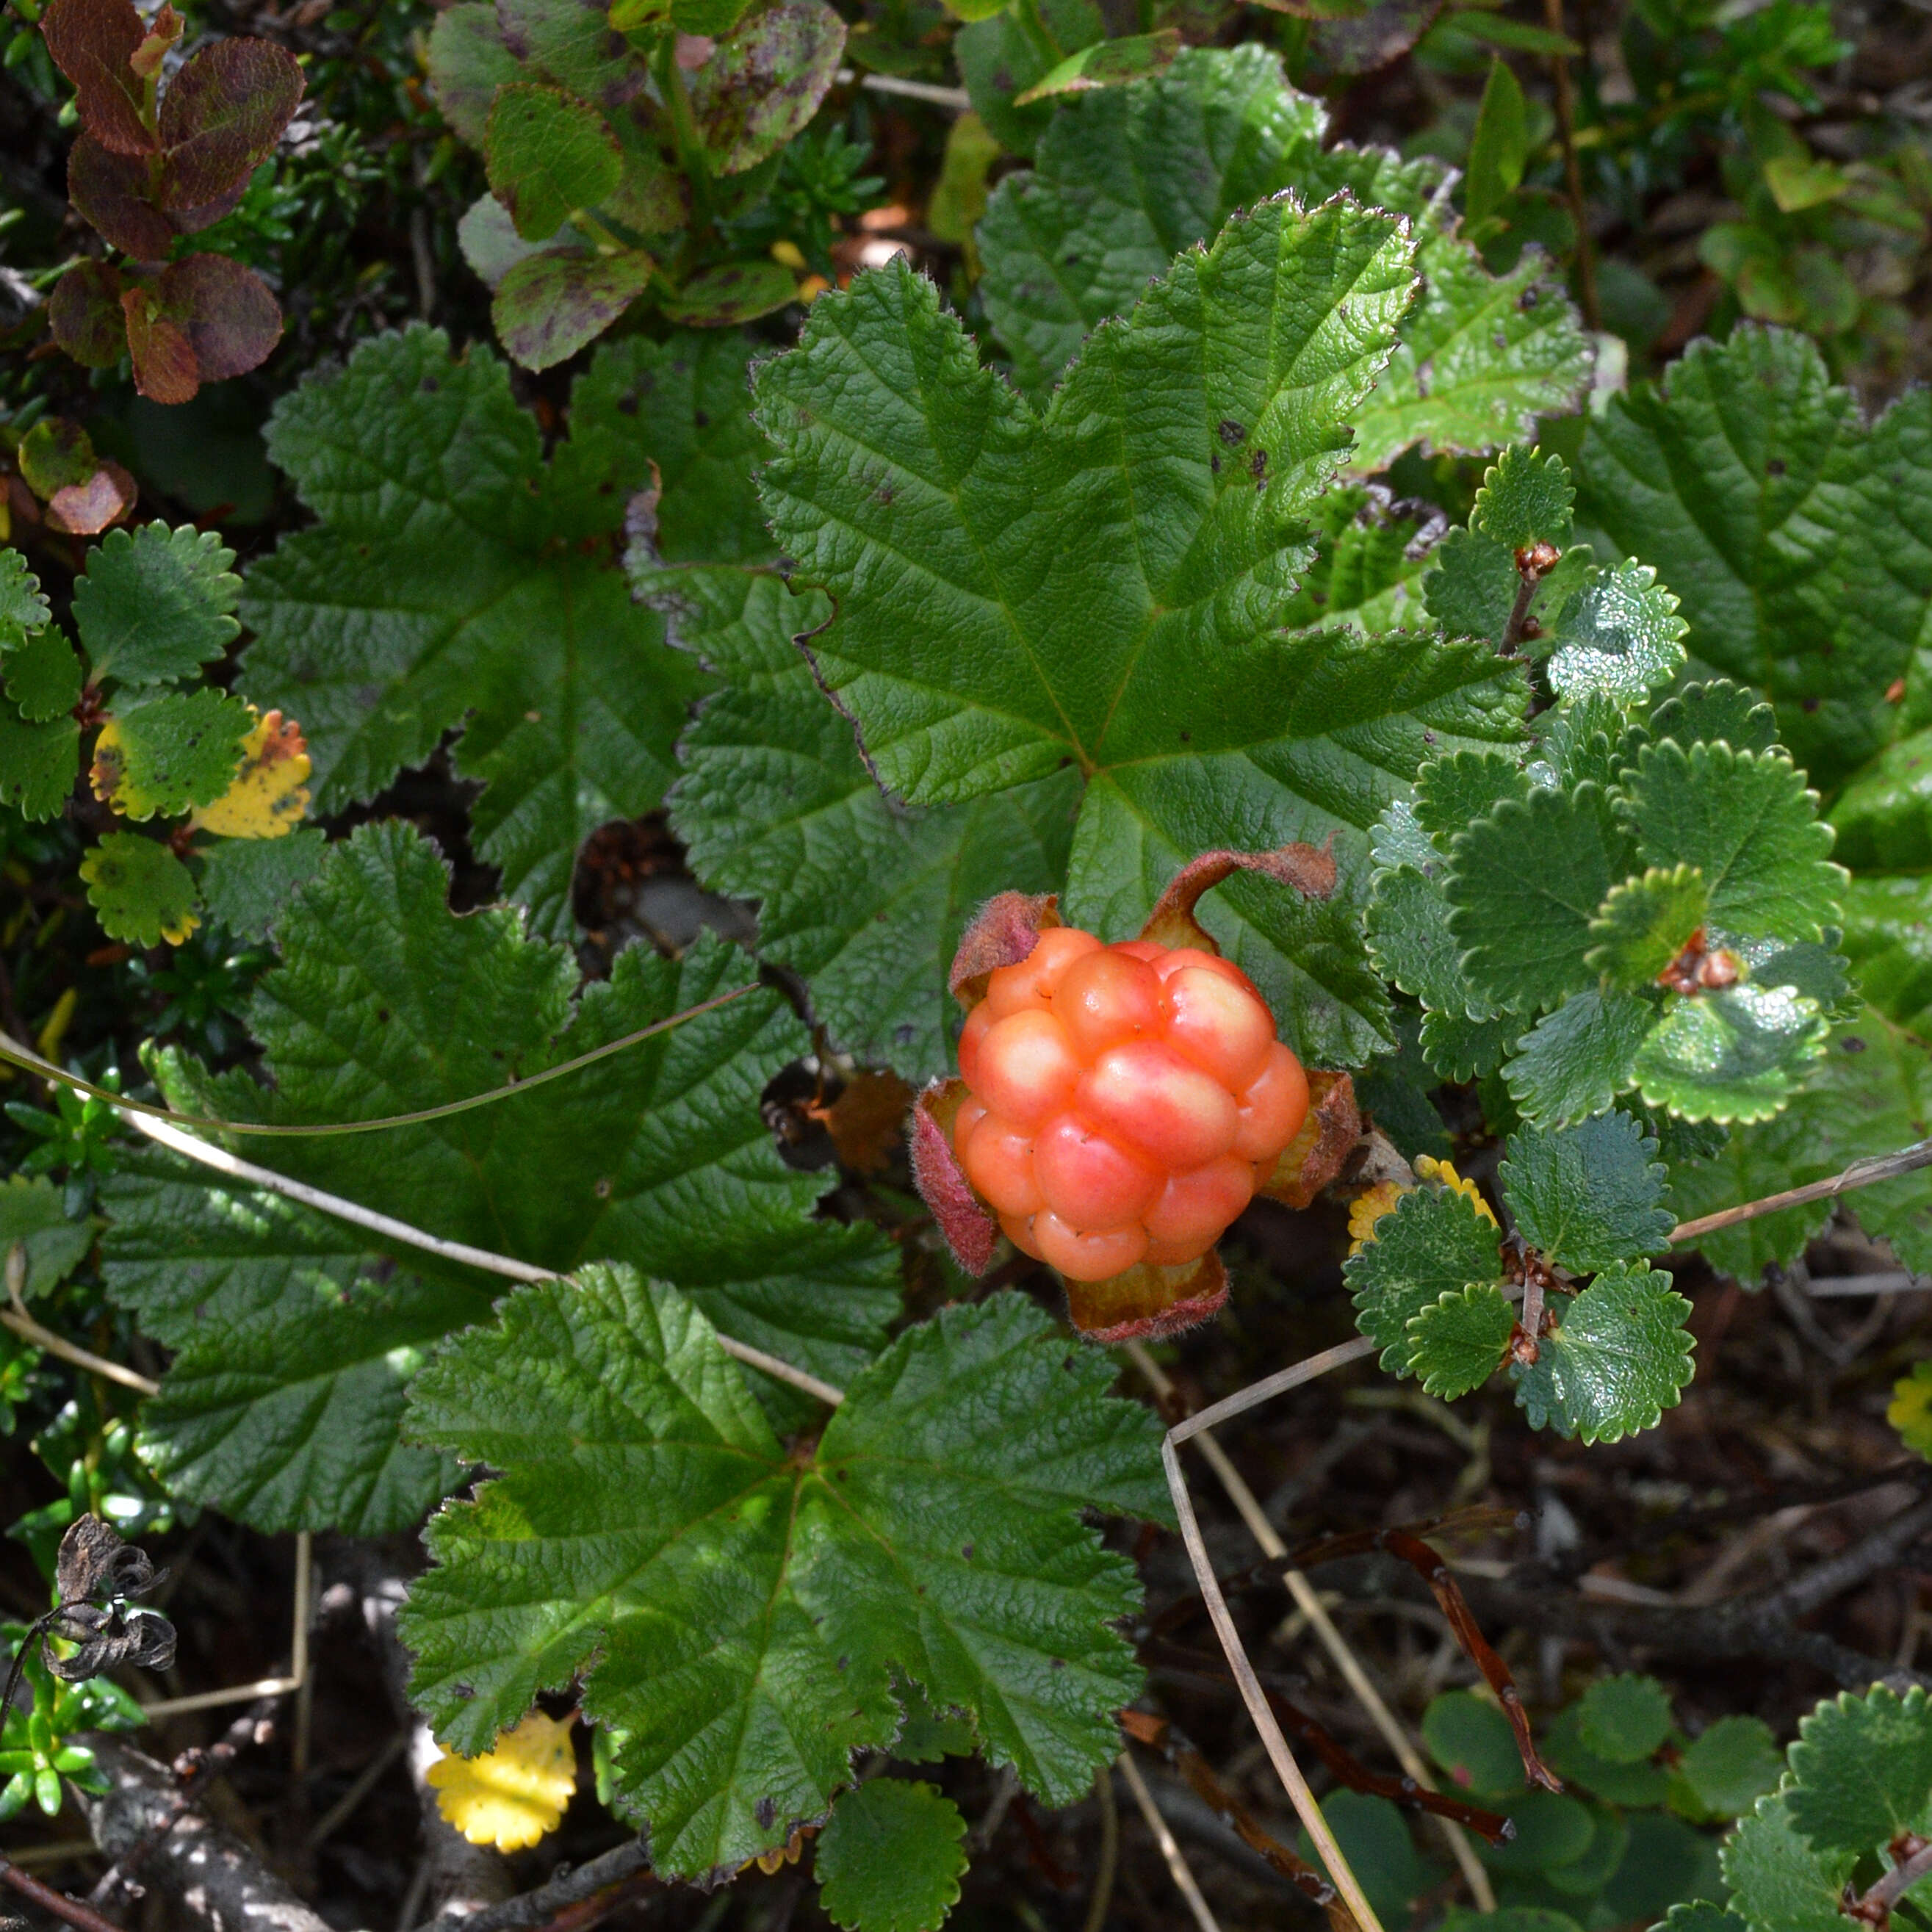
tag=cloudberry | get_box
[950,929,1309,1282]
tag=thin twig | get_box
[1853,1837,1932,1922]
[139,1532,309,1719]
[1082,1764,1118,1932]
[1115,1750,1223,1932]
[126,1114,848,1410]
[0,1856,128,1932]
[1131,1341,1493,1909]
[1670,1138,1932,1242]
[1163,1438,1388,1932]
[0,985,756,1139]
[1543,0,1599,328]
[1,1289,159,1398]
[412,1839,652,1932]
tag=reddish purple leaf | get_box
[40,0,155,156]
[158,37,303,209]
[68,134,173,258]
[167,176,250,235]
[491,247,654,371]
[155,253,284,383]
[120,281,198,403]
[48,259,128,367]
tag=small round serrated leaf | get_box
[1631,984,1827,1125]
[1344,1185,1502,1375]
[1587,865,1709,991]
[1421,1689,1525,1796]
[1679,1716,1781,1819]
[1502,990,1651,1125]
[815,1780,967,1932]
[79,831,199,945]
[48,260,129,370]
[1499,1110,1672,1273]
[1574,1672,1671,1763]
[1509,1261,1693,1445]
[1785,1683,1932,1858]
[1406,1283,1512,1399]
[0,714,81,821]
[5,628,85,723]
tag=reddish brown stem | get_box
[0,1859,129,1932]
[1120,1709,1346,1917]
[1291,1527,1561,1792]
[1141,1639,1514,1843]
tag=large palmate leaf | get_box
[976,45,1590,468]
[1574,324,1932,785]
[644,563,1079,1083]
[236,325,743,938]
[400,1276,1166,1879]
[754,202,1527,1067]
[98,823,901,1529]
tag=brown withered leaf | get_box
[813,1067,913,1175]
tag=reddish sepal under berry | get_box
[910,1080,998,1274]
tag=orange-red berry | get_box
[952,927,1308,1281]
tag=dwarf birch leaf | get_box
[189,708,311,839]
[237,326,713,938]
[1406,1283,1513,1399]
[0,1176,96,1298]
[1619,741,1843,945]
[647,563,1079,1084]
[1446,784,1630,1012]
[1678,1717,1781,1817]
[1413,749,1532,837]
[73,523,241,687]
[1502,990,1652,1125]
[1499,1111,1672,1272]
[1345,1183,1502,1374]
[1648,679,1778,756]
[400,1279,1164,1880]
[1787,1685,1932,1856]
[1420,1009,1518,1083]
[80,833,199,945]
[1508,1262,1693,1443]
[0,552,51,647]
[89,691,253,819]
[1587,865,1709,990]
[0,713,80,821]
[1631,984,1828,1123]
[755,208,1527,1067]
[1543,559,1687,702]
[1720,1793,1856,1932]
[1367,865,1491,1018]
[816,1780,968,1932]
[1575,1673,1671,1762]
[4,628,84,723]
[976,46,1587,462]
[1575,325,1932,784]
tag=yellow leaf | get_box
[1414,1155,1499,1229]
[1889,1361,1932,1460]
[190,708,311,839]
[1347,1178,1411,1255]
[427,1709,577,1853]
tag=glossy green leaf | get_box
[1631,983,1828,1123]
[1345,1183,1501,1374]
[4,627,84,723]
[1587,865,1709,991]
[72,523,241,688]
[1543,559,1687,702]
[1465,57,1527,231]
[1509,1262,1694,1443]
[1720,1792,1858,1932]
[1499,1111,1673,1271]
[1503,990,1653,1125]
[1618,740,1842,946]
[1786,1684,1932,1856]
[1446,785,1629,1012]
[1406,1283,1513,1399]
[400,1280,1164,1878]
